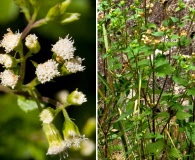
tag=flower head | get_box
[43,123,67,155]
[35,59,60,84]
[0,70,19,89]
[51,35,76,60]
[0,28,21,53]
[25,34,40,53]
[40,107,55,124]
[67,89,87,105]
[64,56,85,73]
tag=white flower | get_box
[51,35,76,60]
[0,28,21,53]
[0,54,15,68]
[25,34,40,53]
[35,59,60,84]
[67,90,87,105]
[40,108,55,124]
[0,70,19,89]
[64,56,85,73]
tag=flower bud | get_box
[60,0,71,14]
[63,119,80,139]
[67,89,87,106]
[61,13,80,24]
[62,119,87,148]
[45,4,61,22]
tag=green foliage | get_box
[98,0,195,159]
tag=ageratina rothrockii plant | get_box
[0,0,88,159]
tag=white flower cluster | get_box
[35,36,85,84]
[0,70,19,89]
[0,28,21,53]
[52,36,85,74]
[0,29,21,88]
[35,59,60,84]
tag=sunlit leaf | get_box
[176,110,192,120]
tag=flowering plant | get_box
[0,0,90,159]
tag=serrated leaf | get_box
[155,64,173,77]
[17,96,44,112]
[146,139,164,156]
[169,148,181,158]
[176,110,192,120]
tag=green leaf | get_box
[170,16,179,23]
[98,72,112,92]
[151,31,164,37]
[146,139,164,156]
[172,75,188,86]
[168,148,181,158]
[138,59,150,67]
[147,23,156,29]
[14,0,31,21]
[17,96,44,112]
[187,88,195,96]
[179,36,191,47]
[155,55,167,67]
[155,64,173,77]
[176,110,192,120]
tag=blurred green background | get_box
[0,0,96,160]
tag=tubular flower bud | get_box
[25,34,40,53]
[43,123,67,155]
[0,70,19,89]
[0,28,21,53]
[35,59,60,84]
[62,119,87,148]
[51,35,76,60]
